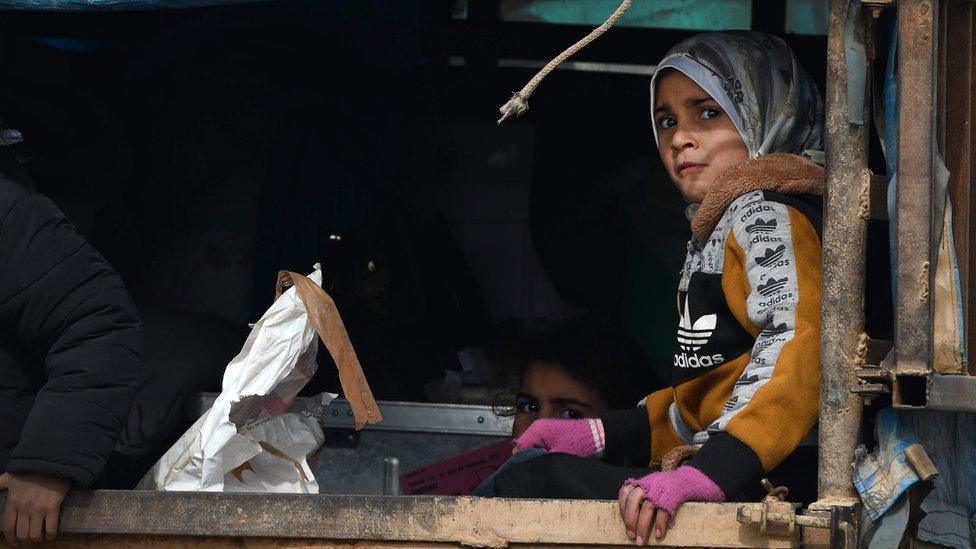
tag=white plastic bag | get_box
[137,264,380,492]
[224,393,333,493]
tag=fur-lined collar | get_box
[690,153,824,240]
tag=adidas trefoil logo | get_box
[746,218,777,234]
[735,373,761,388]
[762,323,789,336]
[674,297,726,369]
[723,395,740,412]
[755,245,786,267]
[757,277,788,296]
[677,296,717,351]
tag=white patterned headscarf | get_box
[650,31,824,163]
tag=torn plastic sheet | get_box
[224,393,335,493]
[138,265,348,492]
[856,408,976,549]
[854,409,929,522]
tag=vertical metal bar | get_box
[817,0,870,504]
[892,0,936,393]
[383,457,401,495]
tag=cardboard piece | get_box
[400,440,513,496]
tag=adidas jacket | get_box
[601,153,823,499]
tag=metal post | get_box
[816,0,870,506]
[893,0,937,405]
[383,457,401,495]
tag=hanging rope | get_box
[496,0,634,124]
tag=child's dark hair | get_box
[518,317,654,410]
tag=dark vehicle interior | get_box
[0,0,865,489]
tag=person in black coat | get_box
[0,172,142,545]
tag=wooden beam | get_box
[7,491,799,548]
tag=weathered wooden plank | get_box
[4,491,797,548]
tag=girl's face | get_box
[654,70,750,203]
[512,360,608,438]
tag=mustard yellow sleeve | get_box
[688,202,821,496]
[646,387,685,467]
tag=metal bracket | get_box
[852,366,893,404]
[737,480,830,537]
[858,367,976,413]
[851,336,894,404]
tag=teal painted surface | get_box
[500,0,751,31]
[785,0,827,35]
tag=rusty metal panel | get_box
[942,0,976,374]
[893,0,937,384]
[1,491,798,548]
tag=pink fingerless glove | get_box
[623,465,725,517]
[513,418,606,458]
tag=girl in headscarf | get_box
[503,31,826,543]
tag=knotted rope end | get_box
[497,92,529,124]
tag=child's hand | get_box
[513,418,604,458]
[1,472,70,546]
[618,466,724,544]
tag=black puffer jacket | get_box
[0,175,142,488]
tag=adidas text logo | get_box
[746,218,777,234]
[757,277,788,296]
[674,352,726,369]
[755,245,787,267]
[759,292,796,308]
[753,335,784,355]
[739,204,774,223]
[750,234,783,245]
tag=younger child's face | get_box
[654,71,750,203]
[512,360,608,438]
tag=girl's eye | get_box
[701,108,722,119]
[658,116,677,130]
[560,408,584,420]
[517,400,538,414]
